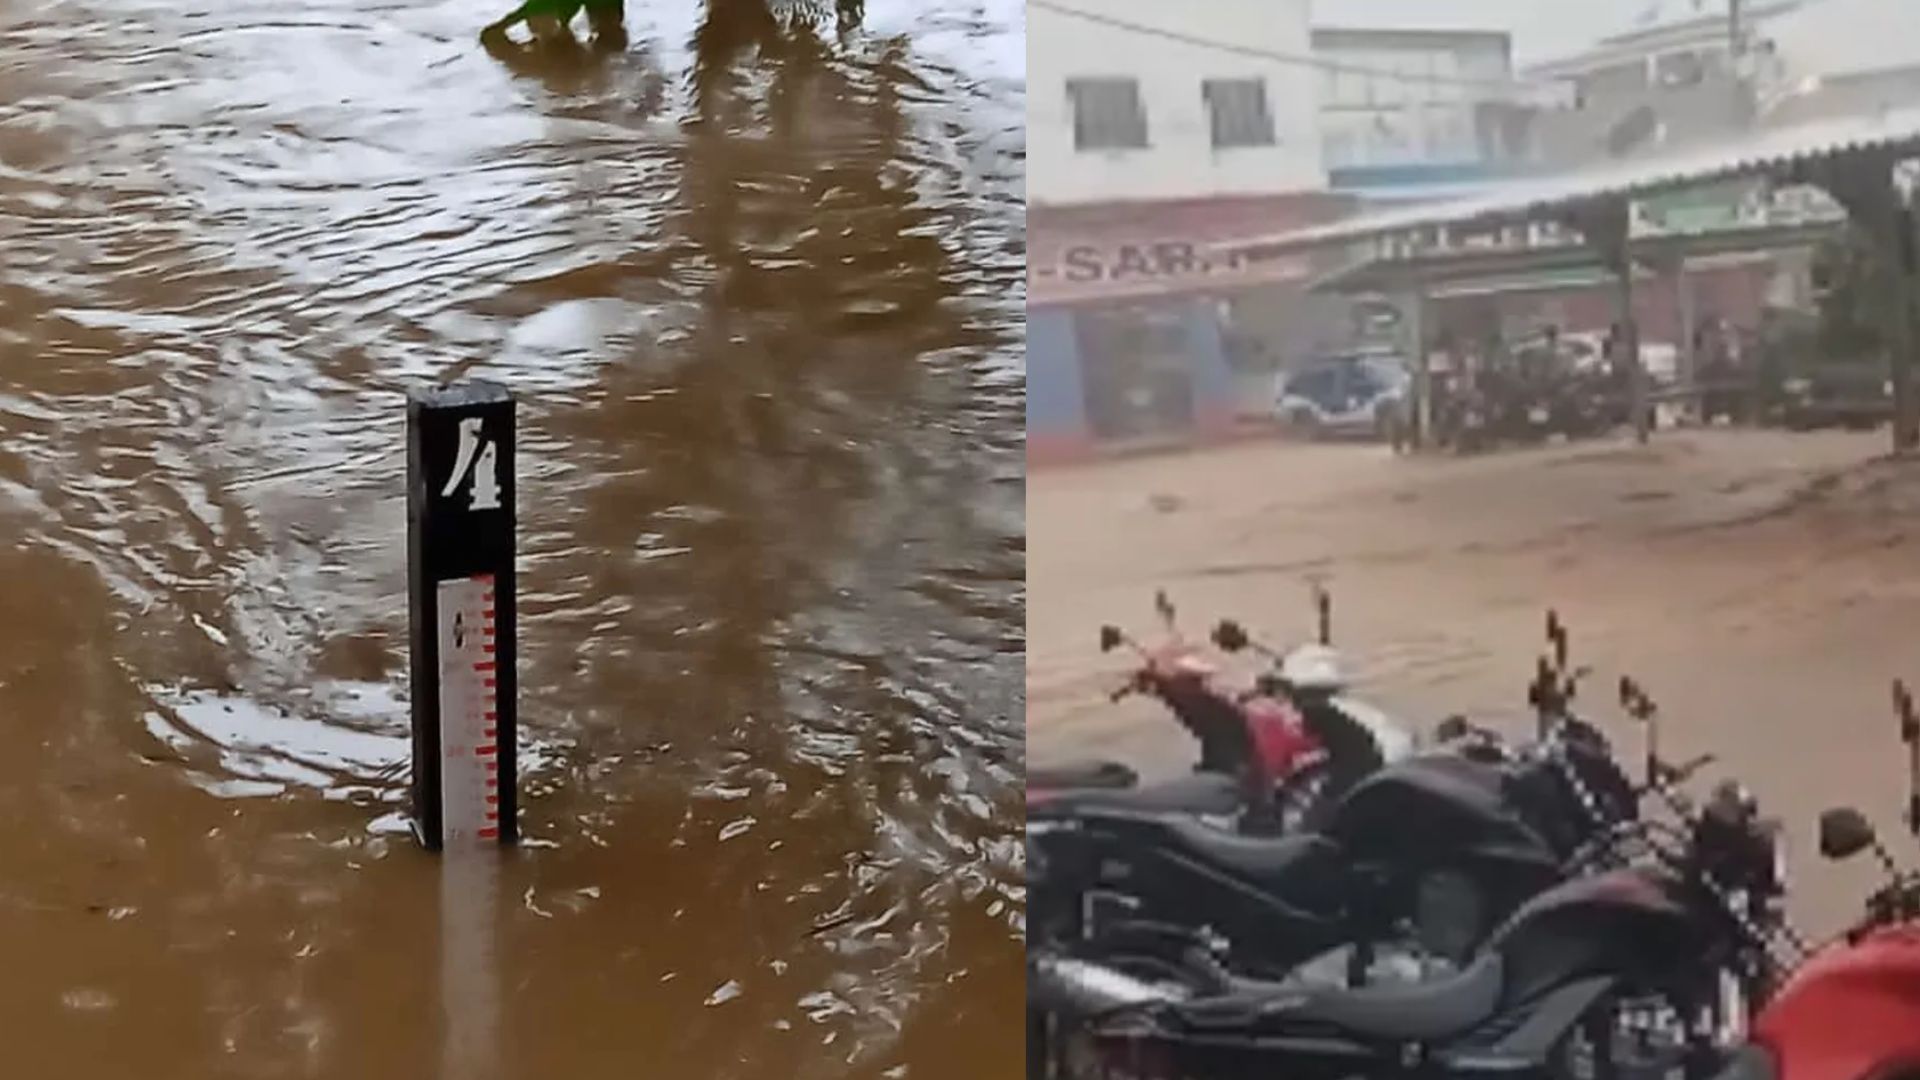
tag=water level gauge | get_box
[408,381,517,851]
[438,574,502,846]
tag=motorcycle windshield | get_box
[1330,695,1416,762]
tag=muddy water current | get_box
[0,0,1025,1075]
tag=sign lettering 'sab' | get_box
[441,416,502,512]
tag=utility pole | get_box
[1728,0,1755,130]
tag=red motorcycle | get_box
[1027,593,1322,829]
[1723,680,1920,1080]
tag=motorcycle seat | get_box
[1029,760,1140,791]
[1035,774,1243,818]
[1157,817,1344,895]
[1172,952,1505,1043]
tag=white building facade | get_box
[1523,0,1803,166]
[1754,0,1920,122]
[1027,0,1360,464]
[1027,0,1326,207]
[1311,26,1528,196]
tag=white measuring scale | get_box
[436,572,503,848]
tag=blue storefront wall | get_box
[1180,299,1237,432]
[1027,296,1241,465]
[1026,192,1356,464]
[1027,305,1089,460]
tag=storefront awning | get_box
[1304,219,1842,296]
[1216,103,1920,261]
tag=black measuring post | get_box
[408,381,517,852]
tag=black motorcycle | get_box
[1037,776,1788,1080]
[1545,367,1624,441]
[1028,704,1648,971]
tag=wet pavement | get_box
[0,0,1025,1075]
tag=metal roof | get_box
[1304,218,1842,295]
[1219,103,1920,260]
[1524,0,1804,80]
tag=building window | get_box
[1067,78,1148,151]
[1202,78,1277,149]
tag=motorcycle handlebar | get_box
[1109,666,1233,707]
[1439,718,1503,742]
[1850,874,1920,937]
[1108,664,1171,704]
[1640,753,1716,796]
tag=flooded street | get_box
[0,0,1025,1075]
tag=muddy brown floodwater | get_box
[0,0,1025,1076]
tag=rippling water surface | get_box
[0,0,1025,1074]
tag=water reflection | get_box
[0,0,1024,1074]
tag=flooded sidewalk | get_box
[0,0,1025,1075]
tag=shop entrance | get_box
[1077,303,1195,445]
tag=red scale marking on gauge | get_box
[438,572,502,850]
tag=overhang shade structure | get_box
[1224,105,1920,259]
[1216,104,1920,452]
[1305,220,1842,297]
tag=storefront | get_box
[1027,193,1354,465]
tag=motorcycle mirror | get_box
[1099,625,1125,653]
[1897,680,1920,836]
[1818,807,1877,861]
[1897,680,1919,745]
[1527,656,1562,741]
[1619,676,1656,721]
[1435,715,1470,742]
[1313,585,1332,646]
[1210,619,1250,653]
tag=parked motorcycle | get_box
[1039,770,1787,1080]
[1731,806,1920,1080]
[1030,587,1415,832]
[1715,680,1920,1080]
[1450,386,1493,454]
[1026,593,1322,829]
[1545,368,1625,440]
[1207,583,1418,831]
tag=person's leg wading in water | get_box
[482,0,623,47]
[484,0,580,44]
[583,0,626,47]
